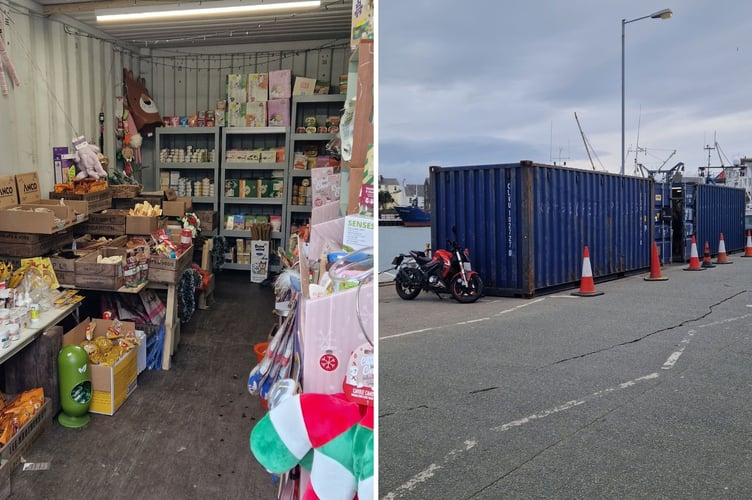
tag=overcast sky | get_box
[379,0,752,185]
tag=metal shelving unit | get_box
[219,126,289,271]
[285,94,347,246]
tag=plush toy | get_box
[250,393,373,500]
[72,136,108,180]
[123,68,163,136]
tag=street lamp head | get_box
[650,8,672,20]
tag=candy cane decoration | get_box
[0,12,21,96]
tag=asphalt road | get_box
[378,255,752,499]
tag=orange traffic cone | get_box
[684,235,705,271]
[714,233,732,264]
[571,246,604,296]
[701,241,716,268]
[644,241,668,281]
[743,230,752,258]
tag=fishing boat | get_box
[393,204,431,227]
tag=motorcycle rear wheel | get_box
[395,268,422,300]
[451,273,483,303]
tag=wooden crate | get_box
[0,230,73,257]
[148,245,194,284]
[79,209,129,236]
[197,274,215,309]
[74,247,127,290]
[49,188,112,214]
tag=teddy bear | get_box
[72,136,108,180]
[250,392,373,500]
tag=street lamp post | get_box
[621,8,672,176]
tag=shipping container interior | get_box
[0,0,353,195]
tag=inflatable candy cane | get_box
[0,13,21,96]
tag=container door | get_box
[654,182,672,264]
[671,183,695,262]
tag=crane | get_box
[574,112,596,170]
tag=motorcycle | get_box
[390,228,483,303]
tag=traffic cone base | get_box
[743,230,752,257]
[701,241,716,268]
[714,233,732,264]
[572,246,604,297]
[684,235,706,271]
[645,241,668,281]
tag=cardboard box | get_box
[193,210,218,232]
[226,73,247,104]
[260,150,278,163]
[239,179,258,198]
[247,73,269,102]
[245,101,267,128]
[269,69,291,99]
[0,176,18,208]
[293,77,317,96]
[0,204,75,234]
[125,215,164,235]
[149,244,194,284]
[63,318,138,415]
[15,172,41,205]
[162,198,192,217]
[49,188,112,215]
[267,99,290,127]
[224,179,239,198]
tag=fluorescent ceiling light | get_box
[96,0,321,23]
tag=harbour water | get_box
[378,225,431,282]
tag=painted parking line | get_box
[662,330,695,370]
[381,299,546,341]
[383,373,660,499]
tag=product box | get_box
[269,69,291,99]
[126,215,164,235]
[63,318,138,416]
[215,109,226,127]
[225,179,239,198]
[245,101,267,128]
[227,101,246,127]
[226,74,247,104]
[267,98,290,127]
[250,240,269,283]
[53,146,75,184]
[247,73,269,102]
[162,198,192,217]
[311,167,341,207]
[292,77,317,96]
[260,150,278,164]
[240,179,258,198]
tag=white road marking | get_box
[495,298,545,315]
[695,313,752,329]
[382,440,477,500]
[384,374,659,498]
[662,330,695,370]
[492,373,659,432]
[549,294,581,299]
[456,318,490,325]
[382,299,545,341]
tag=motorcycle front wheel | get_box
[395,268,422,300]
[451,273,483,303]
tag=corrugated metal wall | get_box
[431,162,653,297]
[0,3,349,193]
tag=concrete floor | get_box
[8,271,278,500]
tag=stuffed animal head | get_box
[123,68,162,136]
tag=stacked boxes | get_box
[224,71,294,128]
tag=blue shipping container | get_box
[430,162,653,297]
[667,181,746,262]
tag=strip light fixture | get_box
[96,0,322,23]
